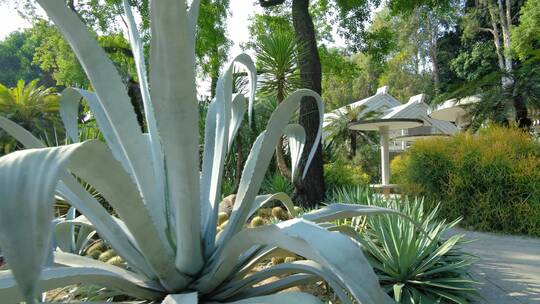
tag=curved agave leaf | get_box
[149,0,203,275]
[0,141,97,303]
[215,89,323,252]
[38,0,170,257]
[229,94,247,150]
[206,292,323,304]
[64,140,189,291]
[301,203,401,223]
[211,260,350,303]
[0,114,159,279]
[0,253,164,302]
[201,54,257,257]
[247,193,298,219]
[0,115,45,148]
[54,214,96,255]
[199,219,392,304]
[284,123,305,182]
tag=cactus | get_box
[98,249,116,262]
[85,240,106,255]
[85,250,102,260]
[217,212,229,226]
[271,256,285,265]
[106,256,125,267]
[218,220,229,230]
[250,216,265,227]
[284,256,296,263]
[271,206,287,220]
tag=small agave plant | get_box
[0,0,395,303]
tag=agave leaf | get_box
[64,140,188,290]
[57,175,155,278]
[0,115,45,148]
[201,54,257,256]
[217,89,323,252]
[232,273,319,299]
[229,94,247,150]
[149,0,203,275]
[54,215,96,254]
[200,219,392,303]
[163,292,198,304]
[211,260,350,303]
[248,193,297,219]
[0,125,154,273]
[0,253,164,303]
[206,292,323,304]
[284,123,305,182]
[122,0,166,224]
[0,142,97,303]
[301,203,401,223]
[38,0,169,254]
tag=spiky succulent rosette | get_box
[0,1,396,303]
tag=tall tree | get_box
[256,30,303,180]
[258,0,324,206]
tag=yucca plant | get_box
[356,194,476,303]
[0,1,396,303]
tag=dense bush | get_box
[324,160,370,192]
[392,126,540,236]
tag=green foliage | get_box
[324,160,369,191]
[0,79,62,154]
[327,186,477,303]
[392,126,540,236]
[0,30,45,88]
[450,41,498,82]
[255,30,302,100]
[31,20,89,87]
[511,0,540,60]
[261,173,294,196]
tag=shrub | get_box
[327,186,477,303]
[324,160,370,192]
[261,172,294,196]
[392,126,540,236]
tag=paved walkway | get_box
[448,228,540,303]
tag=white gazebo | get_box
[381,94,458,150]
[349,118,424,195]
[428,96,481,128]
[323,86,400,129]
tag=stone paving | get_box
[448,228,540,303]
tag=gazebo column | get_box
[379,125,390,185]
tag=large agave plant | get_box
[0,1,395,303]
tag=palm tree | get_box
[0,79,60,130]
[325,105,378,160]
[0,79,61,153]
[256,31,303,180]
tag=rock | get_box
[219,194,236,216]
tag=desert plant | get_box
[329,187,477,303]
[261,172,294,195]
[0,1,395,303]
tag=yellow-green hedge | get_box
[392,126,540,236]
[324,161,370,192]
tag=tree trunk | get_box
[127,79,146,132]
[275,79,292,179]
[291,0,325,208]
[348,132,357,160]
[275,137,292,180]
[233,135,243,193]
